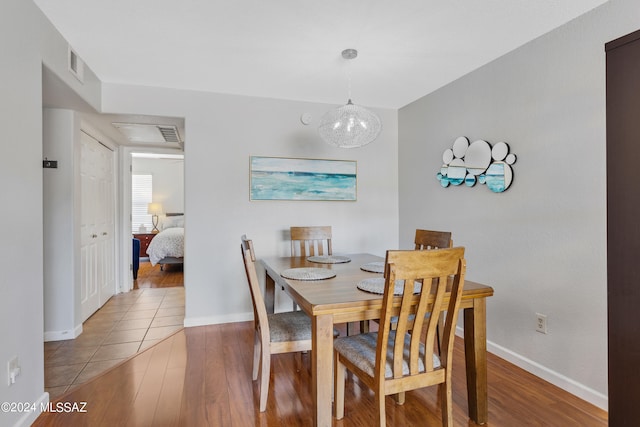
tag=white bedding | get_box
[147,227,184,266]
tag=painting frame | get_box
[250,156,357,201]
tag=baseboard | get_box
[456,327,608,411]
[12,391,49,427]
[183,312,253,327]
[44,323,82,342]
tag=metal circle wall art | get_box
[436,136,517,193]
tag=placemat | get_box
[281,267,336,281]
[357,277,422,295]
[307,255,351,264]
[360,261,384,273]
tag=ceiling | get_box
[36,0,607,143]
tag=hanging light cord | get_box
[346,58,352,102]
[342,48,357,103]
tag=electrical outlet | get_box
[535,313,548,334]
[7,356,20,386]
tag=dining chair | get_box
[414,229,453,350]
[290,225,366,335]
[333,247,466,427]
[414,229,453,250]
[241,235,313,412]
[381,229,454,337]
[290,226,332,257]
[289,226,332,311]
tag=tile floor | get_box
[44,286,185,399]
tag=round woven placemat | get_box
[356,277,422,295]
[307,255,351,264]
[281,267,336,281]
[360,261,384,273]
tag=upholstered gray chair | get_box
[241,235,313,412]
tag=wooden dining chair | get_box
[414,229,453,349]
[289,226,332,311]
[333,247,466,427]
[290,226,332,257]
[290,225,366,334]
[414,229,453,250]
[381,229,454,336]
[241,235,313,412]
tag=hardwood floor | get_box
[35,320,608,426]
[134,260,184,289]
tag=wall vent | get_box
[112,123,183,144]
[157,126,180,143]
[68,46,84,83]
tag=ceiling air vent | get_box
[112,123,183,144]
[157,126,180,143]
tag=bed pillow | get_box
[162,215,184,230]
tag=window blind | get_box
[132,174,152,233]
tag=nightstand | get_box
[133,233,156,257]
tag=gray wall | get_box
[103,85,400,325]
[1,1,102,426]
[398,0,639,409]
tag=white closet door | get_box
[80,131,115,322]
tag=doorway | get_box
[130,151,185,290]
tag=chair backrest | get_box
[290,226,332,257]
[378,247,466,382]
[241,235,269,337]
[414,229,453,250]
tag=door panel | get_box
[80,131,115,322]
[606,28,640,425]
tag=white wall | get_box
[0,2,102,425]
[102,86,399,325]
[132,157,184,215]
[43,109,79,341]
[399,0,640,410]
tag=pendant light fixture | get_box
[318,49,382,148]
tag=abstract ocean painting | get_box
[250,156,357,201]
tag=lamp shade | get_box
[318,99,382,148]
[147,202,163,215]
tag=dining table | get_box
[261,252,494,427]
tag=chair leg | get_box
[346,320,370,335]
[294,351,302,372]
[334,353,346,419]
[393,391,405,405]
[439,380,453,427]
[360,320,369,333]
[376,389,386,427]
[259,347,271,412]
[252,332,261,380]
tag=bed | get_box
[147,213,184,269]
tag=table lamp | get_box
[147,202,163,233]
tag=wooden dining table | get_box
[261,253,494,427]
